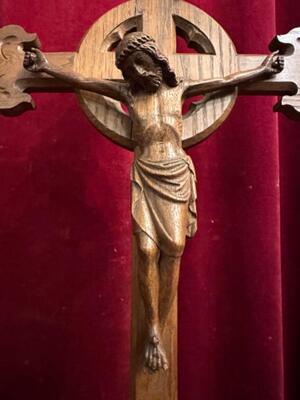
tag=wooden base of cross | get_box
[1,1,300,400]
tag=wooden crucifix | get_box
[1,0,300,399]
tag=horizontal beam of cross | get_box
[0,23,299,119]
[14,53,295,94]
[0,51,296,115]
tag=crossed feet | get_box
[144,326,169,372]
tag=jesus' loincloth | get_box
[131,155,197,257]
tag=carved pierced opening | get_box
[121,103,129,115]
[176,35,198,54]
[101,16,142,52]
[182,95,204,116]
[108,26,138,51]
[174,15,216,54]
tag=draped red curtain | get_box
[1,1,300,399]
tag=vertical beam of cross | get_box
[136,0,177,54]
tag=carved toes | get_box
[144,340,169,372]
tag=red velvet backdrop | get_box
[1,1,300,399]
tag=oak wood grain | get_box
[1,5,300,400]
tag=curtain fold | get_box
[276,2,300,400]
[0,1,299,399]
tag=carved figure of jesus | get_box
[23,32,283,373]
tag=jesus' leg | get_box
[136,231,169,372]
[158,200,187,330]
[158,253,182,330]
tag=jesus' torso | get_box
[126,80,198,249]
[127,82,187,161]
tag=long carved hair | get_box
[115,32,179,87]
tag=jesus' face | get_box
[121,51,163,93]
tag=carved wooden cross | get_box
[1,1,300,399]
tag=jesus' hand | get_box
[262,51,285,75]
[23,48,49,73]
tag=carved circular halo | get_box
[74,1,238,150]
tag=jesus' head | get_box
[115,32,179,93]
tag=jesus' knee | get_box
[136,232,159,265]
[168,238,186,258]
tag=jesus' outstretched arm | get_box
[23,48,129,102]
[184,52,284,98]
